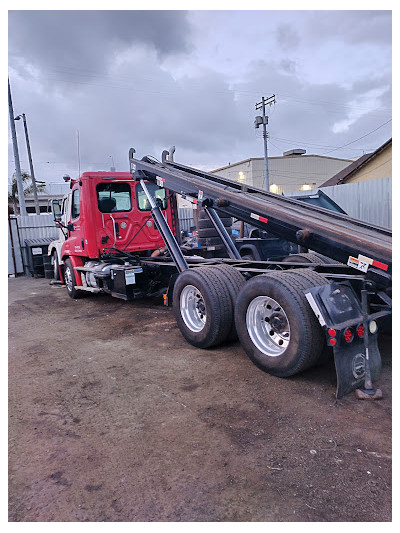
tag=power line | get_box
[269,136,374,152]
[261,119,391,157]
[276,92,392,114]
[9,159,115,166]
[320,119,392,155]
[37,66,392,117]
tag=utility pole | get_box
[15,113,40,214]
[8,79,27,215]
[255,94,276,191]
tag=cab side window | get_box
[71,189,80,220]
[137,183,167,211]
[97,183,132,213]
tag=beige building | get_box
[321,138,392,186]
[211,149,352,194]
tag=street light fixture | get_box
[14,113,41,214]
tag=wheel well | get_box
[239,244,260,260]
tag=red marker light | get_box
[329,338,336,346]
[357,324,364,338]
[328,329,336,337]
[344,328,354,343]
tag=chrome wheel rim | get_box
[246,296,290,356]
[180,285,206,332]
[65,265,73,293]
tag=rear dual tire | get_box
[173,266,328,377]
[234,269,327,377]
[173,264,245,348]
[173,267,232,348]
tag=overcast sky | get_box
[8,9,392,185]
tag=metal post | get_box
[8,216,17,276]
[8,79,27,216]
[255,95,275,192]
[354,283,382,400]
[262,98,270,192]
[204,207,242,260]
[361,288,373,390]
[19,114,40,214]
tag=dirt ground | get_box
[8,276,392,522]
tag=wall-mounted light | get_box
[269,183,279,193]
[238,171,246,183]
[300,184,312,191]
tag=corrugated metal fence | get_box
[320,177,392,229]
[8,214,58,276]
[178,207,195,233]
[290,177,392,229]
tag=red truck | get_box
[49,149,392,399]
[51,170,180,299]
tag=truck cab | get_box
[49,171,179,291]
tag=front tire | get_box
[235,270,326,377]
[64,258,83,299]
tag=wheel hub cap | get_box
[65,266,73,292]
[246,296,290,356]
[180,285,206,332]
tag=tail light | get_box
[343,328,354,343]
[357,324,364,338]
[328,328,336,346]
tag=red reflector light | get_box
[328,328,336,337]
[344,328,354,343]
[357,325,364,338]
[329,338,336,346]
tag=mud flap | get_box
[333,334,381,398]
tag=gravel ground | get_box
[8,276,392,522]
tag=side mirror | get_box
[52,200,62,221]
[66,223,74,232]
[155,197,167,210]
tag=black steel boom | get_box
[129,151,392,280]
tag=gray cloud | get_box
[8,10,391,184]
[8,10,192,74]
[275,23,300,51]
[306,10,392,45]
